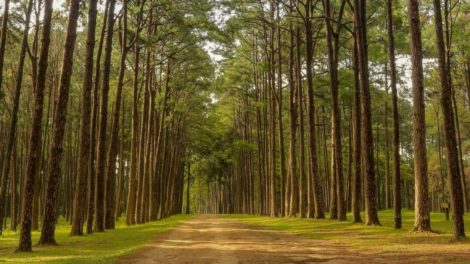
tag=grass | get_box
[1,211,468,263]
[225,210,470,261]
[0,214,193,264]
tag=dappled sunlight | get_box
[0,215,193,263]
[229,210,470,262]
[118,215,451,264]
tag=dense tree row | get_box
[0,0,469,255]
[0,0,214,252]
[187,0,469,240]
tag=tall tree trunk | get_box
[352,35,362,222]
[71,0,98,236]
[296,28,310,219]
[407,0,431,232]
[87,0,109,234]
[126,31,141,226]
[136,62,150,223]
[0,0,34,237]
[432,0,465,239]
[18,1,52,245]
[38,0,81,245]
[288,23,298,218]
[387,0,401,229]
[384,65,390,210]
[95,0,116,232]
[277,3,287,218]
[304,0,324,219]
[354,0,380,225]
[323,0,346,221]
[105,0,128,229]
[269,1,277,217]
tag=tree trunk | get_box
[94,0,116,232]
[105,0,128,229]
[407,0,431,232]
[71,0,98,236]
[126,31,141,226]
[38,0,81,245]
[277,3,287,218]
[323,0,346,221]
[354,0,380,225]
[0,0,34,237]
[387,0,401,229]
[87,0,109,234]
[432,0,465,239]
[304,0,324,219]
[288,23,298,218]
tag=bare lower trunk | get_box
[71,0,98,236]
[352,36,362,223]
[354,0,380,226]
[304,0,324,219]
[407,0,431,232]
[87,0,109,234]
[0,0,34,238]
[432,0,465,239]
[105,0,128,229]
[94,0,116,232]
[13,0,42,251]
[126,39,140,226]
[39,0,81,245]
[387,0,401,229]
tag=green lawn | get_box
[0,214,193,264]
[226,210,470,259]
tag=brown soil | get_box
[117,215,470,264]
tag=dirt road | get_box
[117,215,468,264]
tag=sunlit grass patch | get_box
[225,210,470,256]
[0,214,193,264]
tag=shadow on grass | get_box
[224,209,470,249]
[0,214,193,264]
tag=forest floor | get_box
[118,211,470,264]
[228,210,470,263]
[1,211,470,263]
[0,214,192,263]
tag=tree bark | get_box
[288,23,298,218]
[126,31,141,226]
[387,0,402,229]
[304,0,325,219]
[0,0,34,237]
[87,0,109,234]
[94,0,116,232]
[432,0,465,239]
[351,46,362,221]
[71,0,98,236]
[323,0,346,221]
[354,0,380,225]
[39,0,81,245]
[407,0,431,232]
[105,0,128,229]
